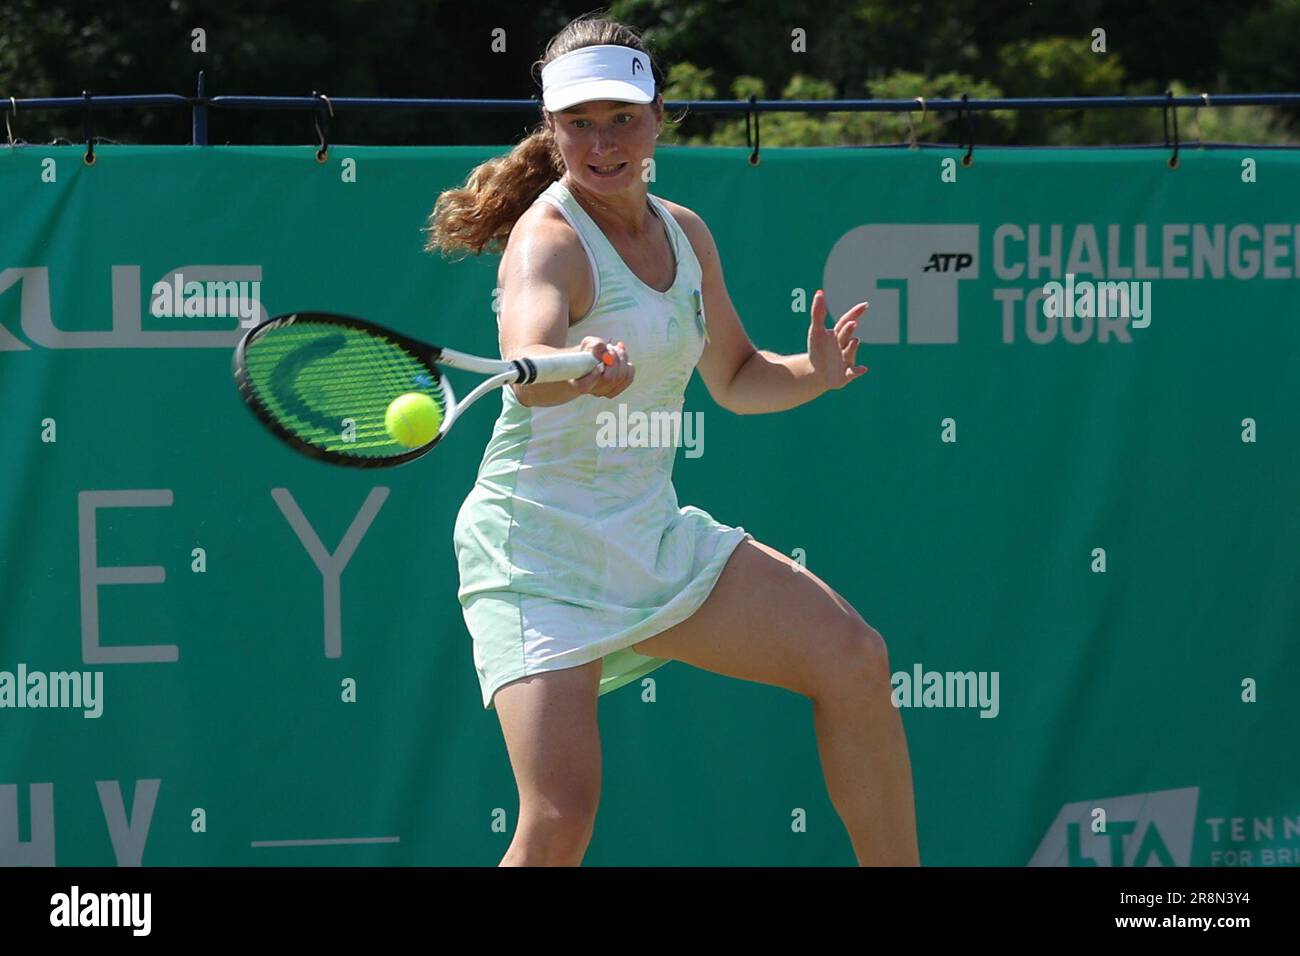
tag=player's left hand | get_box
[808,289,869,390]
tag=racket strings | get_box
[243,321,448,459]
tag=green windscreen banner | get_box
[1,145,1297,866]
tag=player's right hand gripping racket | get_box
[233,311,610,468]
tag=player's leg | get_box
[632,536,919,866]
[492,659,604,866]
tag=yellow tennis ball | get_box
[385,392,442,448]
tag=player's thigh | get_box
[631,537,890,700]
[492,659,604,822]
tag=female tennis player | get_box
[426,14,919,867]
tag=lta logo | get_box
[1029,787,1199,866]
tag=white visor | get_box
[541,44,655,112]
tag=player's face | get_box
[549,98,663,193]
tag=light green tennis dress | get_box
[453,179,751,711]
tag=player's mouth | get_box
[588,162,628,178]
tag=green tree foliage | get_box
[1221,0,1300,93]
[0,0,1295,147]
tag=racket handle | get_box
[523,350,606,384]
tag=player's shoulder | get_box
[654,197,717,267]
[501,196,587,281]
[655,197,706,239]
[511,196,583,252]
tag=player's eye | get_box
[572,115,633,129]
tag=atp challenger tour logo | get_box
[824,222,1299,345]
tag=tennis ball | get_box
[385,392,442,448]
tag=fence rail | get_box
[4,72,1298,149]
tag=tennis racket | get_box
[232,311,611,468]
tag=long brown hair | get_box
[423,13,665,259]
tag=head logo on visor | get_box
[541,44,655,112]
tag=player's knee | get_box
[817,616,892,699]
[515,798,598,864]
[523,780,600,833]
[849,618,892,688]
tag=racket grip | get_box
[524,350,603,384]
